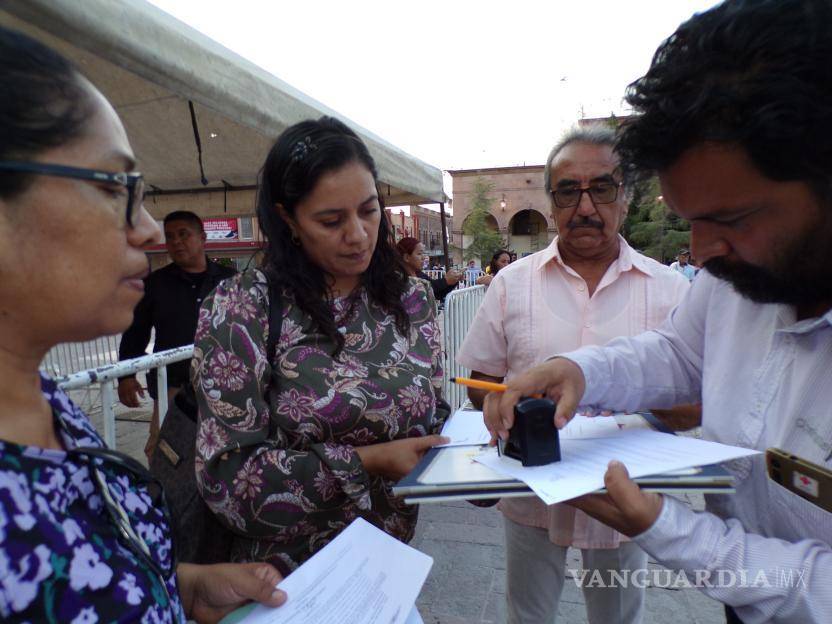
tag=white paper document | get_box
[475,429,759,505]
[559,415,624,439]
[439,409,491,446]
[439,412,648,447]
[229,518,433,624]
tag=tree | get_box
[463,177,505,265]
[622,177,690,263]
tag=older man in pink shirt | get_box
[457,125,689,624]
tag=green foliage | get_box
[463,177,506,264]
[213,257,235,268]
[622,177,690,263]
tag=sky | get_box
[148,0,719,173]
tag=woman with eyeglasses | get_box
[0,26,286,622]
[191,117,449,574]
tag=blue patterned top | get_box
[0,374,185,622]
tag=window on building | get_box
[239,216,254,240]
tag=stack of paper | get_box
[395,411,755,504]
[219,518,431,624]
[438,409,491,446]
[438,409,653,447]
[474,428,758,505]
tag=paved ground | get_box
[83,391,727,624]
[411,497,726,624]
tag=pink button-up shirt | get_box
[456,235,689,548]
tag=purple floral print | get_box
[192,270,446,574]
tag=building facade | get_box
[448,165,555,266]
[387,205,446,259]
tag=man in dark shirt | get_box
[118,210,236,459]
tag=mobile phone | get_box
[766,448,832,513]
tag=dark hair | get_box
[256,116,409,354]
[0,26,94,198]
[618,0,832,203]
[163,210,204,231]
[488,249,511,275]
[396,236,420,256]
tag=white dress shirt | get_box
[563,270,832,623]
[457,236,689,548]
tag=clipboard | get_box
[394,412,735,504]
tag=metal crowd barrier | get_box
[41,335,122,378]
[47,283,486,448]
[461,270,486,288]
[422,269,486,289]
[442,285,486,411]
[57,346,193,449]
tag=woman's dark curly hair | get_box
[617,0,832,204]
[256,116,410,355]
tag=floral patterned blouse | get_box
[192,270,446,574]
[0,375,184,623]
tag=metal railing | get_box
[461,270,486,288]
[423,269,486,289]
[441,285,486,411]
[47,283,486,448]
[41,335,121,378]
[57,346,193,449]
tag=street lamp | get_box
[500,195,507,211]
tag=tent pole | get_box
[439,201,450,270]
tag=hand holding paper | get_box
[220,518,432,624]
[570,460,665,537]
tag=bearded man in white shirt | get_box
[485,1,832,622]
[458,124,689,624]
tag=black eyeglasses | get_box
[0,161,145,227]
[550,181,623,209]
[69,446,176,608]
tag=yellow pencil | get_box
[451,376,543,399]
[450,377,508,393]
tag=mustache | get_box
[567,218,604,230]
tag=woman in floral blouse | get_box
[0,26,286,622]
[192,117,449,574]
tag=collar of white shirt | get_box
[535,234,656,278]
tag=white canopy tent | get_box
[0,0,446,211]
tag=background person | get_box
[459,125,689,624]
[464,258,481,285]
[669,248,695,281]
[397,236,462,301]
[476,249,512,286]
[0,25,285,622]
[486,1,832,621]
[117,210,235,460]
[193,117,449,574]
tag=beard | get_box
[703,211,832,307]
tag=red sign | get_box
[204,218,238,241]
